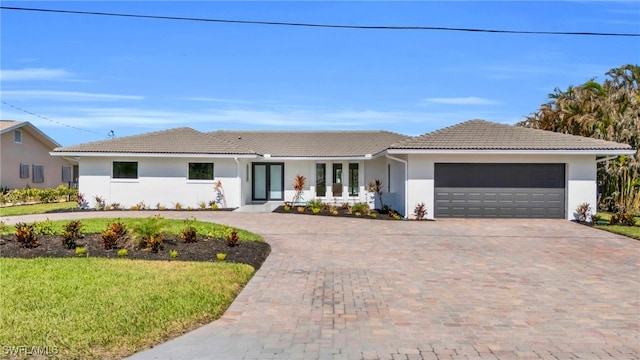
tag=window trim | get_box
[187,162,214,181]
[112,161,138,180]
[14,130,22,144]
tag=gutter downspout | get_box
[385,154,408,218]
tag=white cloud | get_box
[423,97,501,105]
[0,68,74,81]
[2,90,144,101]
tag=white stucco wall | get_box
[78,157,242,209]
[406,153,597,220]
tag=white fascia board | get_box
[385,149,636,156]
[261,156,373,161]
[50,152,257,159]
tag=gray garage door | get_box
[434,163,565,218]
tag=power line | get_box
[1,101,102,135]
[2,6,639,37]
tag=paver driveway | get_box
[3,212,639,359]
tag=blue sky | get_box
[1,1,639,146]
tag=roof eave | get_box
[50,152,257,158]
[386,148,636,155]
[260,155,374,161]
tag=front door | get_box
[252,163,284,201]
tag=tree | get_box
[517,64,639,212]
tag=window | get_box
[32,164,44,183]
[14,130,22,143]
[387,164,391,192]
[188,162,214,180]
[19,163,29,178]
[316,163,326,197]
[348,163,359,196]
[62,166,73,182]
[333,163,342,197]
[113,161,138,179]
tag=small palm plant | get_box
[292,174,306,205]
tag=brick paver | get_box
[3,212,639,359]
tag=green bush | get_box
[75,247,87,256]
[4,185,77,205]
[62,220,83,249]
[132,215,165,252]
[14,222,39,248]
[33,218,55,235]
[169,249,178,259]
[117,248,128,257]
[352,202,371,215]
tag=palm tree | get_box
[517,64,640,212]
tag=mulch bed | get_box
[272,205,403,220]
[0,234,270,270]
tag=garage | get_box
[434,163,565,218]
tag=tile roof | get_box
[52,127,255,154]
[390,120,634,151]
[208,130,409,157]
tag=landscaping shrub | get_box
[169,249,178,259]
[0,221,9,236]
[75,247,87,256]
[77,193,89,209]
[132,215,165,252]
[353,202,370,216]
[414,202,427,220]
[62,220,83,249]
[576,203,592,223]
[367,179,385,209]
[292,174,306,205]
[216,253,226,261]
[180,218,198,243]
[101,221,128,250]
[14,222,39,248]
[4,185,77,205]
[94,195,106,210]
[33,218,55,235]
[225,228,239,247]
[117,248,128,257]
[307,199,323,213]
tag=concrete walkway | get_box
[3,212,639,359]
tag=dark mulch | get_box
[0,234,270,270]
[272,205,403,220]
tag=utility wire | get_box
[2,6,639,37]
[1,101,102,135]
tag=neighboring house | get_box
[1,120,77,190]
[51,120,635,220]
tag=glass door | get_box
[252,163,284,201]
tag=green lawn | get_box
[1,217,263,242]
[594,212,640,240]
[0,258,254,359]
[0,201,77,217]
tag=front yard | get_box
[0,216,269,359]
[0,258,254,359]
